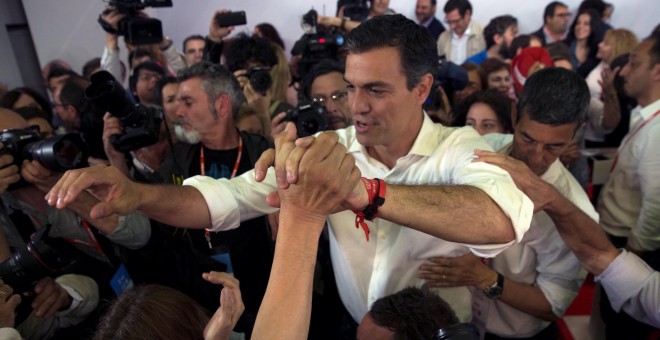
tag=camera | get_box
[291,9,345,81]
[0,226,78,294]
[0,128,89,172]
[341,0,370,22]
[98,0,173,45]
[215,11,247,27]
[244,67,272,93]
[85,71,162,153]
[282,101,328,137]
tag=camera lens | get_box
[25,134,88,172]
[248,68,272,93]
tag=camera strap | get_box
[7,208,37,244]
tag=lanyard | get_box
[199,136,243,178]
[611,109,660,171]
[201,135,243,248]
[64,219,109,262]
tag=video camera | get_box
[282,100,328,138]
[98,0,173,45]
[85,71,162,153]
[0,226,78,294]
[291,9,345,82]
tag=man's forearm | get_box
[136,183,212,229]
[544,187,618,275]
[379,185,515,244]
[499,278,558,321]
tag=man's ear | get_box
[652,63,660,83]
[215,94,232,118]
[416,73,435,105]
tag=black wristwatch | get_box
[483,272,504,299]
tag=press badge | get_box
[210,246,234,275]
[110,263,134,295]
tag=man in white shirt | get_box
[597,31,660,339]
[421,68,595,339]
[45,14,533,337]
[436,0,485,64]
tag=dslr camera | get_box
[291,9,345,81]
[0,127,88,172]
[98,0,173,45]
[0,226,78,294]
[244,67,272,94]
[282,101,328,137]
[85,71,162,153]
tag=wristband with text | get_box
[353,178,386,241]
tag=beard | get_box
[174,124,202,144]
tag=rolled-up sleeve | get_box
[105,212,151,249]
[183,168,279,232]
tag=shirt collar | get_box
[421,16,434,27]
[639,97,660,120]
[347,112,436,157]
[452,21,472,39]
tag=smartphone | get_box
[215,11,247,27]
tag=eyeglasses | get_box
[138,73,162,82]
[51,101,65,108]
[555,12,571,18]
[312,91,348,105]
[444,17,463,26]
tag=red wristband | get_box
[353,178,386,241]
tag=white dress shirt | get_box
[450,23,472,64]
[596,249,660,327]
[598,98,660,251]
[184,113,533,323]
[472,134,597,337]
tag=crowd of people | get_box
[0,0,658,339]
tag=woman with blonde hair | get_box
[584,28,638,146]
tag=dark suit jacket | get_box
[427,17,446,41]
[531,26,547,45]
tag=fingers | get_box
[202,271,240,290]
[273,123,298,188]
[285,132,338,184]
[45,165,108,211]
[254,149,275,182]
[32,278,63,318]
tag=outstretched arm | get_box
[45,165,212,229]
[473,149,618,275]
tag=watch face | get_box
[485,285,503,299]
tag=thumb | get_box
[7,294,21,309]
[266,191,281,208]
[90,201,116,219]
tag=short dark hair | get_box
[443,0,472,17]
[47,68,78,84]
[647,30,660,66]
[301,59,345,100]
[484,15,518,50]
[177,61,245,118]
[0,87,53,124]
[452,89,513,132]
[82,57,102,80]
[578,0,606,17]
[369,287,460,340]
[544,1,568,24]
[59,76,90,111]
[155,76,178,108]
[479,58,509,88]
[129,61,167,97]
[517,67,590,126]
[545,42,572,63]
[224,33,278,72]
[344,14,438,90]
[183,34,205,52]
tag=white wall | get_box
[18,0,660,78]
